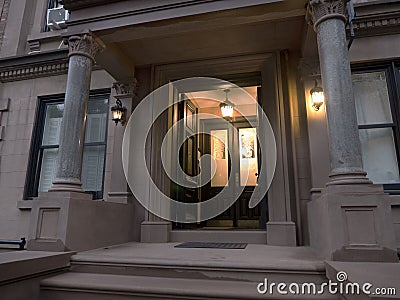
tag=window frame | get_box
[351,60,400,194]
[24,89,110,200]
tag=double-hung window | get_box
[25,90,110,199]
[352,62,400,193]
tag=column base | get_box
[141,221,172,243]
[266,221,297,246]
[308,184,398,262]
[27,192,134,252]
[327,171,372,186]
[49,178,85,194]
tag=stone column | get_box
[306,0,398,262]
[310,0,370,185]
[50,32,104,193]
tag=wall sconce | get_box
[220,89,234,118]
[310,80,325,111]
[111,99,127,125]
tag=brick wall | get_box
[0,0,10,50]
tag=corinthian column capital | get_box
[309,0,349,29]
[65,32,105,62]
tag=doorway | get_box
[172,85,268,230]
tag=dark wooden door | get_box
[201,117,263,228]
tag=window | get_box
[25,90,110,199]
[352,62,400,193]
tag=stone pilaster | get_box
[50,32,105,193]
[107,80,137,203]
[307,0,398,262]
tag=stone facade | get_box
[0,0,398,254]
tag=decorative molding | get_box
[351,11,400,37]
[0,59,69,83]
[28,40,41,53]
[112,79,138,99]
[65,32,105,62]
[309,0,349,29]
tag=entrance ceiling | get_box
[82,0,309,76]
[112,16,305,66]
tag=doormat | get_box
[174,242,247,249]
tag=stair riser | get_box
[40,288,341,300]
[71,263,327,284]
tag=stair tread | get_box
[72,243,325,272]
[72,254,325,272]
[41,272,339,299]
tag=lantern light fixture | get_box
[220,89,234,119]
[310,80,325,111]
[111,99,127,125]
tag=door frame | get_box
[150,52,296,242]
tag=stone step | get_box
[40,272,341,300]
[70,252,327,284]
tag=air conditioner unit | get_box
[47,7,69,30]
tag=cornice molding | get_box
[352,10,400,37]
[0,50,69,83]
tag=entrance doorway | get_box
[172,85,267,230]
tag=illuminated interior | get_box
[171,85,263,229]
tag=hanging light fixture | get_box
[310,79,325,111]
[111,99,127,125]
[220,89,234,119]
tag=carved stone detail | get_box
[0,60,69,82]
[65,32,105,62]
[352,11,400,38]
[112,79,138,99]
[309,0,349,29]
[28,40,41,53]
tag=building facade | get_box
[0,0,399,260]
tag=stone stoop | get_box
[37,243,342,299]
